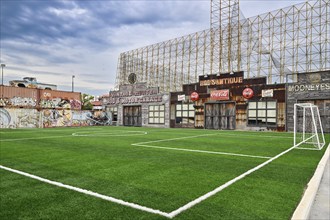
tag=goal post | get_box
[293,103,325,150]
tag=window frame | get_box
[148,104,165,124]
[175,103,195,125]
[247,100,277,127]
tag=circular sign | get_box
[128,73,137,84]
[242,88,254,99]
[190,92,199,101]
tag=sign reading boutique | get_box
[199,72,244,87]
[200,77,243,86]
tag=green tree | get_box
[81,93,94,110]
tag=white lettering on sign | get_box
[262,89,273,97]
[106,96,163,105]
[200,77,243,86]
[288,83,330,92]
[210,90,229,100]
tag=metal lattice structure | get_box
[115,0,330,92]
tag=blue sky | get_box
[0,0,304,96]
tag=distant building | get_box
[9,77,57,90]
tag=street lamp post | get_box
[1,64,5,85]
[72,75,75,92]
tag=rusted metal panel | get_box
[39,89,80,101]
[0,85,39,99]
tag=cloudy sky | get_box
[0,0,304,96]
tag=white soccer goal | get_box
[293,103,325,150]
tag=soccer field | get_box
[0,126,329,220]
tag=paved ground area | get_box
[309,155,330,220]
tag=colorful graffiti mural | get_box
[0,97,81,109]
[42,109,73,127]
[0,108,40,128]
[39,98,81,109]
[0,108,109,128]
[0,97,37,107]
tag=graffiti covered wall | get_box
[0,108,106,129]
[0,108,40,128]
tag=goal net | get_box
[293,103,325,150]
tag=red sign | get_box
[242,88,254,99]
[190,92,199,101]
[210,89,229,100]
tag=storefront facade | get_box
[286,71,330,133]
[171,72,286,131]
[102,83,170,128]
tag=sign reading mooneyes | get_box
[242,88,254,99]
[190,92,199,101]
[210,89,229,100]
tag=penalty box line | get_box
[132,134,271,159]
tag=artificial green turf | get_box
[0,127,329,219]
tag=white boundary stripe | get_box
[167,144,301,218]
[132,143,271,159]
[0,165,172,218]
[72,131,148,137]
[0,128,105,134]
[0,131,148,141]
[0,135,72,142]
[132,134,271,159]
[295,147,322,151]
[134,134,217,145]
[215,132,292,139]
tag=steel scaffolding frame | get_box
[115,0,329,92]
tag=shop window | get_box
[149,105,165,124]
[176,103,195,125]
[107,106,118,122]
[248,101,277,127]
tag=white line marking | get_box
[134,134,217,145]
[294,147,322,151]
[132,143,271,159]
[216,132,292,139]
[0,135,72,142]
[167,143,302,218]
[0,165,172,218]
[132,134,271,159]
[72,131,148,137]
[0,131,148,142]
[0,128,105,134]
